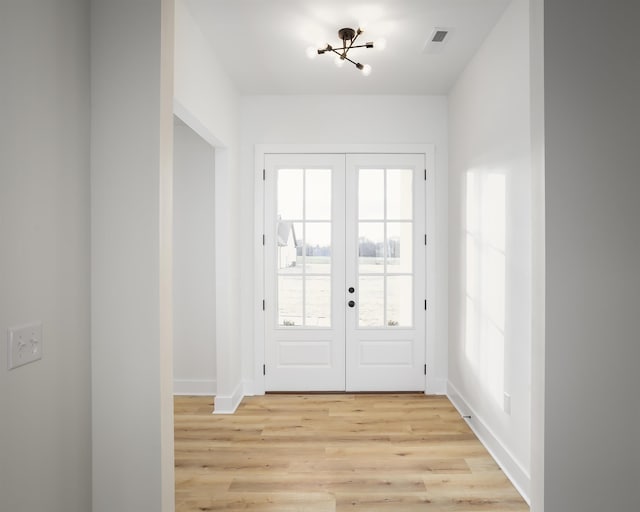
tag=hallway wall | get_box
[174,0,243,411]
[173,121,217,395]
[239,94,449,393]
[0,1,91,510]
[544,1,640,510]
[90,0,175,509]
[448,0,532,500]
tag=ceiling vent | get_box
[423,27,453,54]
[431,30,449,43]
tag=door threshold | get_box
[266,390,422,395]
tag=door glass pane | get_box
[358,276,384,327]
[278,169,303,220]
[387,276,412,327]
[305,276,331,327]
[305,169,331,220]
[278,276,302,326]
[303,222,331,274]
[359,169,384,219]
[387,169,413,220]
[358,222,384,273]
[386,222,412,273]
[277,221,303,273]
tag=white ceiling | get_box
[184,0,512,95]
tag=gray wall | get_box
[0,1,91,511]
[91,0,175,510]
[544,1,640,510]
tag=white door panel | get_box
[345,154,426,391]
[264,154,345,391]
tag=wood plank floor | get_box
[174,394,529,512]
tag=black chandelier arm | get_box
[330,48,347,60]
[329,49,362,69]
[346,43,374,50]
[346,30,360,52]
[343,55,360,67]
[320,43,373,54]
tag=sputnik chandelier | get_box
[307,27,384,76]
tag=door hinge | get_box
[424,168,427,180]
[263,168,266,180]
[262,299,265,311]
[424,300,427,310]
[424,234,427,245]
[424,364,427,375]
[263,364,266,375]
[262,234,265,246]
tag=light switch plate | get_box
[7,322,43,370]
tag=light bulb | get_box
[361,64,372,76]
[375,38,387,51]
[306,46,318,60]
[334,55,345,68]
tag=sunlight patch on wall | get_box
[464,169,506,406]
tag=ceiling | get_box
[184,0,512,95]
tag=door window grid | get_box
[277,168,332,328]
[358,168,414,328]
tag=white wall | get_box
[447,0,532,500]
[91,0,175,510]
[239,95,449,393]
[0,1,91,511]
[174,0,242,412]
[174,0,239,149]
[173,121,217,395]
[544,2,640,511]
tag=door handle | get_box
[348,300,356,308]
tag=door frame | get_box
[253,144,436,395]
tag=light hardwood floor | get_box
[174,394,529,512]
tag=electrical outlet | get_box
[7,322,43,370]
[503,392,511,415]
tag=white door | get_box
[264,153,425,391]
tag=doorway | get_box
[172,117,217,396]
[263,153,427,391]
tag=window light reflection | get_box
[464,169,506,406]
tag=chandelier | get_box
[307,27,384,76]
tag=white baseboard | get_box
[213,381,244,414]
[447,382,531,505]
[173,379,216,396]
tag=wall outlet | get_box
[503,392,511,415]
[7,322,43,370]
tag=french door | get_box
[264,153,425,391]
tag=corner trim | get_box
[447,382,531,505]
[213,381,244,415]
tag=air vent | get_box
[431,30,448,43]
[423,27,454,54]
